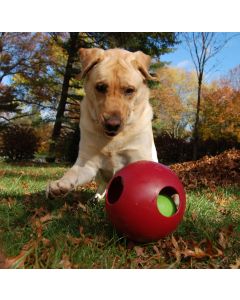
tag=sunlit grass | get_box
[0,161,239,268]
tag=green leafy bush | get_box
[155,133,240,164]
[1,125,39,160]
[155,133,192,164]
[56,126,80,163]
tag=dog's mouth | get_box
[103,123,122,137]
[105,131,118,137]
[104,127,121,137]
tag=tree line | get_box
[0,32,239,163]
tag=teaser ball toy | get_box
[105,161,186,242]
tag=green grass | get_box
[0,161,239,268]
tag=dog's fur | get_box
[47,48,158,198]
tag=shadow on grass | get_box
[0,187,116,258]
[0,171,61,182]
[1,182,240,268]
[2,161,70,168]
[175,186,240,259]
[1,185,240,244]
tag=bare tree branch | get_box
[182,32,235,159]
[0,112,37,123]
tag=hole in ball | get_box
[157,186,179,217]
[107,176,124,204]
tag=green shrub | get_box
[1,125,39,160]
[56,126,80,163]
[155,133,192,164]
[155,133,240,164]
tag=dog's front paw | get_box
[94,190,106,202]
[46,178,75,198]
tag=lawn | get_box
[0,155,239,269]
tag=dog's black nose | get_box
[103,114,121,135]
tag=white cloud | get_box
[176,60,193,69]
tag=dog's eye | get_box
[96,83,108,94]
[124,87,135,96]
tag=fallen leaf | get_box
[171,236,181,263]
[39,213,53,223]
[193,246,207,258]
[79,226,84,236]
[171,235,179,250]
[42,238,51,246]
[34,220,43,238]
[59,254,72,269]
[83,237,93,246]
[1,240,36,269]
[182,249,196,258]
[153,245,161,256]
[170,149,240,190]
[230,258,240,269]
[218,231,228,249]
[134,246,145,257]
[191,212,197,221]
[78,202,87,212]
[67,234,81,245]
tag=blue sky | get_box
[161,33,240,82]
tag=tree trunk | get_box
[193,74,203,160]
[47,33,79,162]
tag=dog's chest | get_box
[101,148,129,174]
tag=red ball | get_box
[105,161,186,242]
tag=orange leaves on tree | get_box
[151,66,196,138]
[201,85,240,142]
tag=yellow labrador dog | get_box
[47,48,158,199]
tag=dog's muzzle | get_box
[102,114,121,137]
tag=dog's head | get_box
[78,48,155,137]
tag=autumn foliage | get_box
[171,149,240,190]
[1,32,240,162]
[151,66,240,162]
[200,86,240,141]
[151,67,196,138]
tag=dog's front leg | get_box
[46,163,97,198]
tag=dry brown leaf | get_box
[218,231,228,249]
[191,212,197,221]
[34,220,43,238]
[134,246,145,257]
[194,246,207,258]
[230,258,240,269]
[78,202,87,212]
[83,237,93,245]
[79,226,84,236]
[59,254,72,269]
[39,213,54,223]
[171,235,179,249]
[171,236,181,263]
[67,234,82,245]
[42,238,51,246]
[5,197,17,208]
[182,249,196,258]
[170,149,240,190]
[153,245,161,256]
[1,240,36,269]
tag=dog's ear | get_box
[78,48,104,79]
[133,51,157,81]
